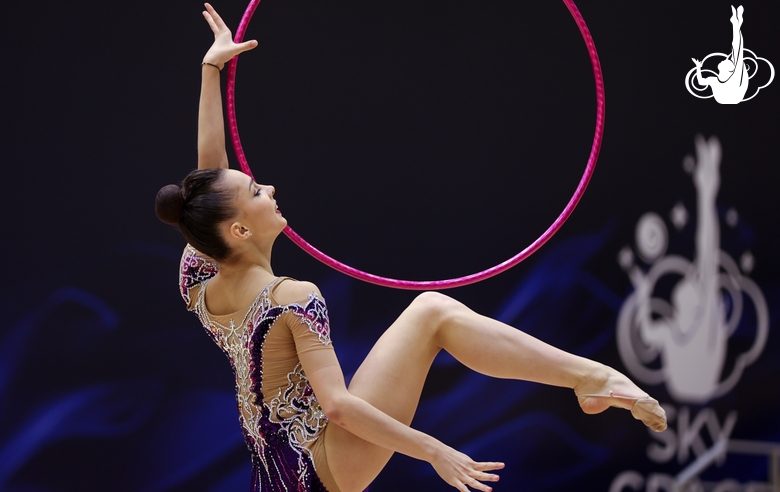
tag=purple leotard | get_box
[179,246,338,491]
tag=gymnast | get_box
[155,4,667,491]
[692,5,748,104]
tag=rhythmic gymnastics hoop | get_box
[226,0,604,290]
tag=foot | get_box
[730,6,740,26]
[573,364,667,432]
[731,6,743,27]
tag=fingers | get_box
[202,11,219,34]
[202,2,255,64]
[474,461,505,472]
[466,482,489,492]
[203,3,230,37]
[434,449,502,492]
[238,39,259,53]
[461,462,503,491]
[204,3,227,29]
[472,471,500,482]
[462,477,494,492]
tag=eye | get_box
[254,186,263,196]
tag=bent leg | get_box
[325,293,443,491]
[325,292,654,491]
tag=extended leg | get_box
[325,292,661,491]
[730,6,745,68]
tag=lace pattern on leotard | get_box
[194,280,270,455]
[189,266,331,491]
[288,293,332,346]
[179,245,219,307]
[267,362,328,459]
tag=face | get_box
[221,169,287,243]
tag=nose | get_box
[266,185,275,197]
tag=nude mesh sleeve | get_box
[285,294,333,349]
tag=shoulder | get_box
[272,279,323,305]
[179,244,219,309]
[181,244,219,272]
[274,279,332,345]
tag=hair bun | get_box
[155,184,185,225]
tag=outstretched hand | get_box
[431,445,504,492]
[201,3,257,70]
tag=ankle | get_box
[572,362,616,395]
[575,364,652,402]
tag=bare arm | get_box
[197,3,258,170]
[309,364,503,492]
[198,64,228,169]
[692,59,711,87]
[280,280,503,492]
[630,267,671,347]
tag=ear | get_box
[228,221,252,240]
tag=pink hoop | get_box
[226,0,604,290]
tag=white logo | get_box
[685,5,774,104]
[615,135,768,404]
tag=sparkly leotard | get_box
[179,245,340,491]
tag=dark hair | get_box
[155,168,236,261]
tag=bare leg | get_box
[325,292,659,491]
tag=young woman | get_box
[155,5,667,491]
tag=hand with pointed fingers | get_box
[431,445,504,492]
[201,3,258,70]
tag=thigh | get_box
[325,293,444,491]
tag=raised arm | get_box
[693,135,720,289]
[198,3,258,169]
[692,58,712,87]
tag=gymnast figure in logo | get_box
[634,136,727,403]
[691,6,748,104]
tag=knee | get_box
[410,291,464,327]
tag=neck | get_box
[217,241,275,281]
